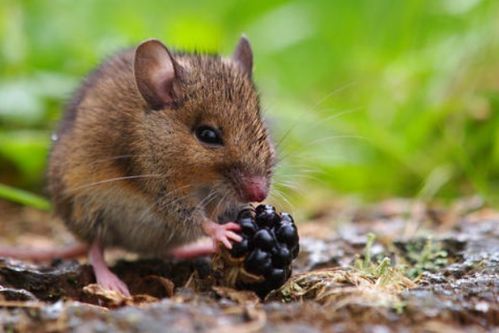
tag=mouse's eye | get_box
[195,125,223,146]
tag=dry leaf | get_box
[83,284,159,308]
[212,286,260,306]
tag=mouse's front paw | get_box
[203,220,242,250]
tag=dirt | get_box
[0,198,497,332]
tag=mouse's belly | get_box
[70,188,203,256]
[107,200,203,256]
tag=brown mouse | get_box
[2,37,275,296]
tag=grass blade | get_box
[0,183,51,211]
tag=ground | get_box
[0,197,497,332]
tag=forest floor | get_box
[0,197,497,333]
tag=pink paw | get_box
[211,222,243,249]
[203,221,242,250]
[95,268,131,297]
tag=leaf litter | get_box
[0,197,497,332]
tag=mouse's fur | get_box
[48,38,275,257]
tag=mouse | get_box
[1,37,275,296]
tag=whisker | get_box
[160,190,195,209]
[305,134,367,145]
[275,147,349,165]
[88,154,142,163]
[197,189,219,211]
[274,125,296,150]
[274,179,300,190]
[270,187,294,212]
[309,82,357,112]
[271,108,362,160]
[313,107,362,124]
[139,184,194,223]
[214,190,230,221]
[69,174,164,193]
[278,172,331,186]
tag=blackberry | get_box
[213,204,300,298]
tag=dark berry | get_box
[276,223,299,246]
[253,229,274,251]
[244,249,272,275]
[267,268,286,289]
[218,205,299,298]
[237,207,255,220]
[230,237,249,258]
[260,258,273,276]
[239,217,258,237]
[271,245,292,268]
[255,204,279,227]
[291,243,300,259]
[255,204,272,216]
[280,212,294,224]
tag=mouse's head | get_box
[133,37,275,211]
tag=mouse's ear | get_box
[134,39,181,109]
[232,36,253,78]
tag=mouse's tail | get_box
[0,242,88,261]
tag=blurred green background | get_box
[1,0,499,209]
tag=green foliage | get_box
[354,233,448,281]
[1,0,499,205]
[353,233,414,314]
[403,238,449,279]
[354,233,398,282]
[354,233,378,274]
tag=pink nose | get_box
[242,176,268,202]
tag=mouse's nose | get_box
[241,176,268,202]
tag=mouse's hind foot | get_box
[88,241,130,297]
